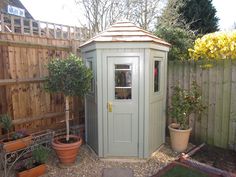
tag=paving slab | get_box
[102,168,133,177]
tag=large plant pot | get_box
[168,123,192,152]
[52,135,82,165]
[2,135,32,152]
[16,164,46,177]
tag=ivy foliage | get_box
[44,54,93,97]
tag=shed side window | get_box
[87,61,94,93]
[154,60,160,92]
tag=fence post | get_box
[1,13,5,33]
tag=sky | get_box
[20,0,236,30]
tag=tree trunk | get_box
[65,96,70,141]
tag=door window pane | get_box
[115,64,132,99]
[154,61,160,92]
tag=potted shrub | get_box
[16,145,50,177]
[44,54,92,165]
[168,82,205,152]
[0,115,32,152]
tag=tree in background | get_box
[156,0,195,61]
[158,0,187,29]
[128,0,162,30]
[179,0,219,34]
[75,0,124,33]
[75,0,163,33]
[233,22,236,29]
[156,26,195,61]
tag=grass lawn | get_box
[160,164,210,177]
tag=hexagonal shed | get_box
[80,21,170,158]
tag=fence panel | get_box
[168,60,236,150]
[0,33,83,135]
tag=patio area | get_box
[43,143,178,177]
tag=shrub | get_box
[0,114,12,139]
[169,82,206,130]
[155,26,195,61]
[32,145,50,164]
[189,31,236,60]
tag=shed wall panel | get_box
[84,51,98,153]
[148,50,167,155]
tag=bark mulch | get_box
[191,145,236,174]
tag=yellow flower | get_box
[189,31,236,60]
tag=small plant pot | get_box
[168,123,192,153]
[52,135,82,165]
[1,135,32,152]
[16,164,46,177]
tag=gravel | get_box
[43,143,181,177]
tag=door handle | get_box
[107,102,112,112]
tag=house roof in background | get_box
[0,0,34,19]
[80,21,171,48]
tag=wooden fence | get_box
[168,60,236,150]
[0,32,84,135]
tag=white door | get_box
[107,57,139,157]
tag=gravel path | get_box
[43,143,180,177]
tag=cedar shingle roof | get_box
[80,21,171,47]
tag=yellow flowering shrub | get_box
[188,31,236,60]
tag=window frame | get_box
[86,59,95,95]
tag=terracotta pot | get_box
[52,135,82,165]
[2,135,32,152]
[16,164,46,177]
[168,123,192,152]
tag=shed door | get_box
[107,57,139,157]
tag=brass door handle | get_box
[107,102,112,112]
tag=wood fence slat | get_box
[178,61,184,87]
[189,61,196,140]
[214,61,224,147]
[1,14,5,33]
[195,61,202,143]
[229,60,236,150]
[10,16,14,33]
[167,61,173,125]
[29,19,33,35]
[221,60,231,148]
[200,67,209,142]
[183,61,190,90]
[207,61,217,145]
[20,17,24,34]
[37,21,41,37]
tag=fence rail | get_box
[0,12,92,41]
[167,60,236,150]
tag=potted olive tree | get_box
[168,82,205,152]
[44,54,92,165]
